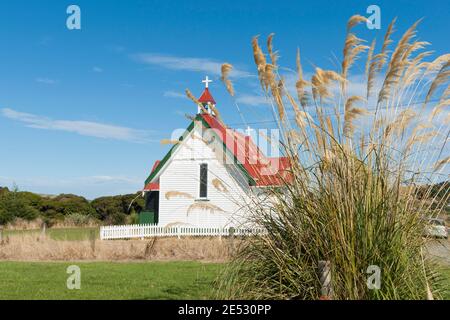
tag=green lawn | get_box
[4,227,99,241]
[440,267,450,300]
[0,261,222,300]
[0,261,448,300]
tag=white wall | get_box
[157,123,252,228]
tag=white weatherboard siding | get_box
[158,123,252,228]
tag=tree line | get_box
[0,186,144,226]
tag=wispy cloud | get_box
[1,108,153,143]
[79,175,142,185]
[163,90,186,99]
[92,66,103,73]
[35,77,58,85]
[107,45,126,53]
[132,53,253,78]
[236,94,271,106]
[38,36,52,46]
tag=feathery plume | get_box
[425,60,450,105]
[376,17,397,71]
[384,108,416,138]
[273,78,286,120]
[347,15,368,32]
[377,20,422,104]
[267,33,279,66]
[252,35,267,85]
[221,63,235,96]
[208,102,224,124]
[161,139,180,145]
[434,156,450,170]
[212,178,229,192]
[186,89,208,113]
[366,39,377,99]
[296,48,310,107]
[187,202,225,216]
[342,16,369,85]
[165,191,194,200]
[344,96,367,136]
[312,68,347,101]
[430,99,450,120]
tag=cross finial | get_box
[202,76,212,88]
[245,126,252,136]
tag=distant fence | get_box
[100,224,266,240]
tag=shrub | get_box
[127,211,140,225]
[0,189,39,225]
[91,193,144,224]
[64,213,97,226]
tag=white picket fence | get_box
[100,224,266,240]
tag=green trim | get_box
[144,114,256,186]
[139,211,158,224]
[144,120,195,185]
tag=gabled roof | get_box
[198,88,216,104]
[143,160,160,191]
[201,114,292,186]
[143,113,292,190]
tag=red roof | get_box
[144,113,293,190]
[200,114,292,186]
[198,88,216,105]
[143,160,160,191]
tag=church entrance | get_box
[139,191,159,224]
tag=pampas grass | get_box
[187,202,225,216]
[186,89,209,114]
[217,15,449,300]
[160,139,180,145]
[296,48,310,107]
[221,63,235,97]
[435,156,450,170]
[212,178,229,193]
[165,191,194,200]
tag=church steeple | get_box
[198,76,216,114]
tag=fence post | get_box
[229,227,235,238]
[90,229,96,252]
[318,260,333,299]
[0,226,3,244]
[177,226,181,239]
[41,222,46,237]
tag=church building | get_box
[140,77,291,228]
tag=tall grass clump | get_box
[218,16,449,300]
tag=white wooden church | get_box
[140,77,291,228]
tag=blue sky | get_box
[0,0,448,198]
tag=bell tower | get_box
[197,76,217,115]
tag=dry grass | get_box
[0,234,237,262]
[4,218,99,230]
